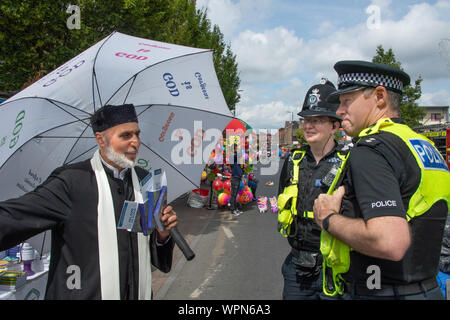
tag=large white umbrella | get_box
[0,31,232,257]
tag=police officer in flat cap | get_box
[313,61,450,300]
[278,79,349,300]
[0,104,178,300]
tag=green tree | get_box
[293,127,307,146]
[0,0,240,110]
[372,45,425,127]
[294,126,342,146]
[216,45,241,114]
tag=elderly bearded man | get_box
[0,104,178,300]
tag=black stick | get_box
[170,227,195,261]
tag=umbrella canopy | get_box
[0,31,232,204]
[225,118,245,131]
[239,119,252,131]
[224,118,250,131]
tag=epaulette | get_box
[354,133,406,181]
[336,141,353,154]
[355,135,382,148]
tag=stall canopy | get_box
[224,118,252,132]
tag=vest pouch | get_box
[292,250,321,279]
[277,188,296,210]
[327,238,350,274]
[321,231,350,296]
[320,230,333,256]
[277,190,296,225]
[278,209,293,225]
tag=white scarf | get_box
[90,150,152,300]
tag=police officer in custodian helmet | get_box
[278,79,348,300]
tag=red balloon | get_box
[212,179,223,191]
[223,179,231,192]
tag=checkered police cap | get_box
[338,72,404,93]
[327,60,411,103]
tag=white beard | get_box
[103,145,136,169]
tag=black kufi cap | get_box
[90,104,138,133]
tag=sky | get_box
[195,0,450,130]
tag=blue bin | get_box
[437,271,450,299]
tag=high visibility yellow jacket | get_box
[321,118,450,296]
[277,150,306,237]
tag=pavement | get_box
[152,193,213,297]
[152,158,285,299]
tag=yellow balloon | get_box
[228,136,240,145]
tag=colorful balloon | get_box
[223,179,231,193]
[239,191,252,204]
[201,171,207,181]
[213,179,223,191]
[217,193,230,206]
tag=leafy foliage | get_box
[0,0,240,110]
[372,45,425,127]
[293,127,307,146]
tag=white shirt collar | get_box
[99,154,129,180]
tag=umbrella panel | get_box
[106,51,228,116]
[136,104,231,202]
[0,136,82,201]
[0,98,93,167]
[94,32,208,108]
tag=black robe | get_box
[0,159,174,299]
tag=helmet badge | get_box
[308,88,321,108]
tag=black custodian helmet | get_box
[298,79,341,120]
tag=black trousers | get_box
[230,176,241,211]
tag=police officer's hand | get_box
[157,205,178,242]
[313,186,345,229]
